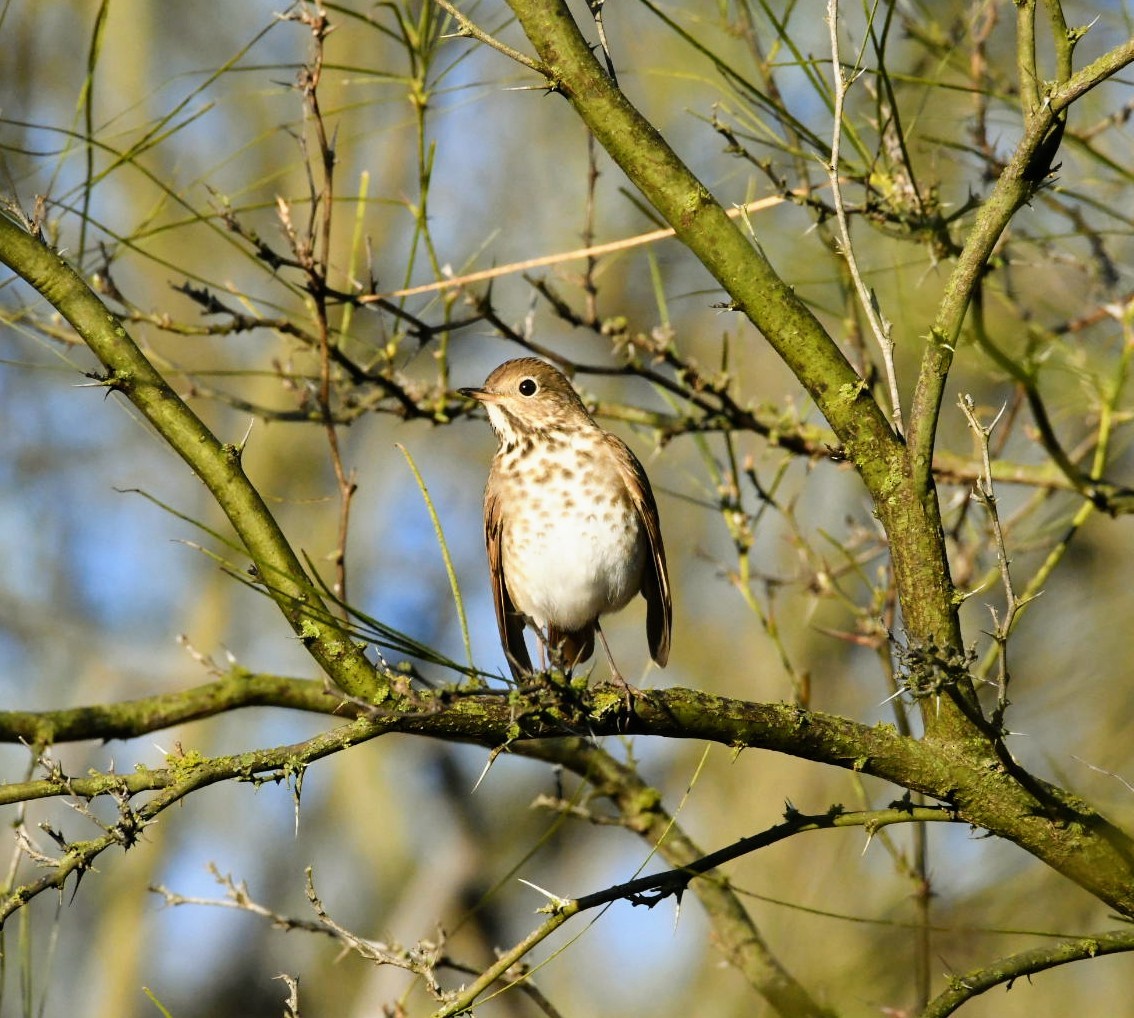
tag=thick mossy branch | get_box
[0,670,342,746]
[0,212,384,703]
[6,679,1134,917]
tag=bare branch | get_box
[825,0,904,435]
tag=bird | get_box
[459,357,671,690]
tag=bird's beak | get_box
[459,386,498,403]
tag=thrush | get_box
[460,358,671,686]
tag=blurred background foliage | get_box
[1,0,1133,1015]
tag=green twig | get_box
[397,443,476,674]
[922,927,1134,1017]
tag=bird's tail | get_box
[548,624,595,671]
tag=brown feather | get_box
[485,484,532,679]
[606,433,672,667]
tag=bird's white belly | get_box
[504,497,646,632]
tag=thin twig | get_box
[397,444,477,675]
[280,3,359,608]
[825,0,904,435]
[587,0,618,82]
[580,130,603,324]
[432,0,546,74]
[958,394,1033,731]
[922,926,1134,1018]
[433,801,958,1016]
[361,195,794,301]
[153,864,448,997]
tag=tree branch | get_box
[0,211,384,702]
[923,927,1134,1017]
[5,678,1134,918]
[0,714,384,924]
[0,670,342,746]
[907,26,1134,493]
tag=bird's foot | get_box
[607,668,640,713]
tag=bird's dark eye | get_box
[518,378,538,397]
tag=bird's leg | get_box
[595,621,638,709]
[521,618,551,674]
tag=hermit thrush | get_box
[460,358,671,686]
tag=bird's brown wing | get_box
[608,436,672,667]
[485,484,534,679]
